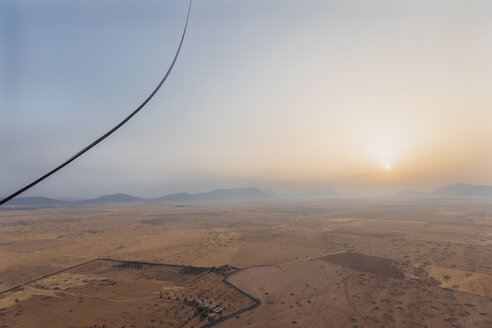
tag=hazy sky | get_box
[1,0,492,198]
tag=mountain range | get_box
[392,183,492,199]
[4,188,273,207]
[4,183,492,207]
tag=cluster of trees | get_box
[113,261,157,269]
[180,266,209,275]
[196,306,211,318]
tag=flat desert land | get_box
[221,253,490,328]
[0,199,491,327]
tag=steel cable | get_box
[0,0,192,207]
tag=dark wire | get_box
[0,0,192,207]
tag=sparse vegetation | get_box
[0,200,490,328]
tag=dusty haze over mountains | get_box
[1,0,492,199]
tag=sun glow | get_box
[384,164,391,170]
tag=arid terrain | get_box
[0,259,254,328]
[1,199,491,327]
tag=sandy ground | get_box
[220,256,492,328]
[0,199,491,327]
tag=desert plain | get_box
[0,199,491,327]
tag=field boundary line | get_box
[0,258,100,295]
[0,257,262,328]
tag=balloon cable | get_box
[0,0,192,207]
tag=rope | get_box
[0,0,192,207]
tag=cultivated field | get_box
[0,199,491,327]
[0,259,254,328]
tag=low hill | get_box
[80,193,142,204]
[1,188,271,207]
[6,196,69,206]
[393,183,492,199]
[431,183,492,198]
[153,188,270,202]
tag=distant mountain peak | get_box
[7,183,492,208]
[431,183,492,197]
[153,187,271,202]
[392,183,492,199]
[6,196,68,206]
[82,193,142,204]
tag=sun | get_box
[384,164,391,170]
